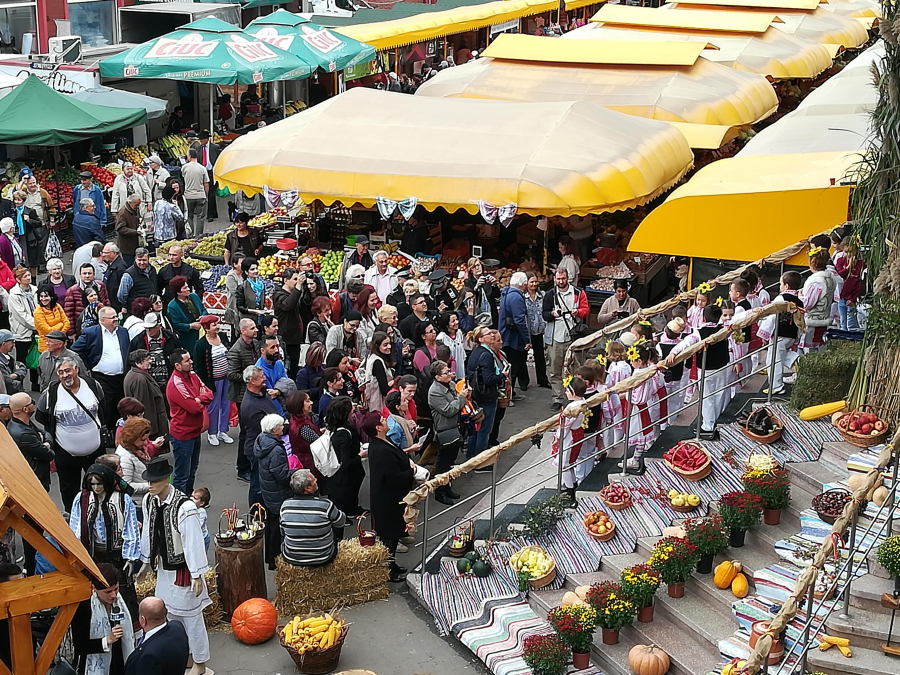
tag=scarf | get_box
[248,276,265,308]
[7,234,23,266]
[81,302,100,331]
[14,206,24,235]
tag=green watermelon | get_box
[472,560,492,578]
[464,551,481,563]
[456,557,473,574]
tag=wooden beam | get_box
[9,615,34,675]
[0,572,91,618]
[0,648,10,675]
[34,603,77,675]
[6,513,79,580]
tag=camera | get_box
[305,270,314,279]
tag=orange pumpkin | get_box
[628,644,670,675]
[231,598,278,644]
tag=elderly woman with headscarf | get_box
[152,184,185,244]
[254,413,294,570]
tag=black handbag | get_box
[64,382,115,448]
[436,427,463,448]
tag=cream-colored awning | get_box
[592,4,781,32]
[667,0,820,10]
[563,22,833,79]
[215,88,694,218]
[820,0,880,18]
[415,47,779,134]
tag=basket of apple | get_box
[583,510,616,542]
[599,483,632,511]
[834,406,888,448]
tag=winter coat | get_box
[240,388,278,458]
[115,445,149,505]
[34,304,70,351]
[72,211,105,248]
[115,204,142,256]
[466,344,506,404]
[64,282,110,336]
[123,367,169,439]
[254,432,294,512]
[329,424,364,490]
[167,294,207,355]
[367,436,414,540]
[227,338,260,403]
[8,417,53,491]
[110,172,151,214]
[498,285,529,351]
[8,283,37,341]
[0,260,14,291]
[273,285,304,345]
[428,380,467,433]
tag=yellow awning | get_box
[215,88,694,218]
[564,23,833,79]
[668,0,821,10]
[335,0,557,51]
[855,15,876,27]
[628,152,855,261]
[670,122,740,148]
[415,51,779,140]
[821,0,880,19]
[565,0,601,10]
[592,4,780,32]
[480,33,709,66]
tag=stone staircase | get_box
[525,439,900,675]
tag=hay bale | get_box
[135,569,225,630]
[790,339,861,410]
[274,539,389,617]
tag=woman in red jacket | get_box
[284,391,322,481]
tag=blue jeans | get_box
[838,298,860,331]
[467,399,498,459]
[171,437,201,494]
[248,455,263,508]
[208,378,230,435]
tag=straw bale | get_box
[135,569,225,630]
[274,540,389,617]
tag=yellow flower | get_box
[698,282,712,294]
[626,346,641,362]
[595,353,607,367]
[809,245,823,257]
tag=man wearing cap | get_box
[64,264,110,337]
[38,330,87,391]
[129,312,179,390]
[36,356,106,509]
[0,330,25,394]
[425,268,459,314]
[72,306,131,427]
[146,156,170,204]
[102,243,128,313]
[115,194,143,267]
[72,198,105,248]
[117,247,158,315]
[0,395,11,425]
[657,317,688,414]
[339,235,373,288]
[189,130,220,222]
[182,149,208,237]
[72,170,106,224]
[364,250,398,304]
[111,162,151,216]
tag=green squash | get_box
[456,557,473,574]
[472,560,492,578]
[464,551,481,563]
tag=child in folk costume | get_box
[685,290,709,401]
[606,341,632,387]
[588,356,624,452]
[801,247,837,352]
[647,349,669,434]
[657,318,688,421]
[575,365,604,477]
[729,280,754,397]
[742,267,768,369]
[759,271,804,395]
[665,304,730,439]
[719,300,737,404]
[553,377,588,501]
[620,343,658,472]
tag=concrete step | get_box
[850,573,898,616]
[787,458,848,496]
[825,609,900,652]
[821,440,861,468]
[635,534,780,582]
[807,642,900,675]
[529,585,721,675]
[745,516,799,550]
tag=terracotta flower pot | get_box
[638,603,654,623]
[763,508,782,525]
[601,628,619,645]
[573,650,591,669]
[667,583,685,598]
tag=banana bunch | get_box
[378,242,399,253]
[818,635,851,657]
[159,135,190,158]
[285,101,307,117]
[281,614,345,653]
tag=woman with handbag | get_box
[428,360,471,505]
[254,413,293,570]
[361,331,397,413]
[9,265,38,390]
[323,396,365,526]
[284,391,321,478]
[464,327,509,461]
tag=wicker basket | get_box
[740,411,783,444]
[447,519,474,558]
[599,486,632,511]
[837,405,890,448]
[812,489,853,525]
[670,501,701,514]
[279,620,349,674]
[510,545,557,589]
[665,453,712,482]
[745,444,781,473]
[587,521,617,542]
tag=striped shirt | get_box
[280,495,345,567]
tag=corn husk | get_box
[135,569,225,630]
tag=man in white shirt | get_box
[364,250,398,304]
[189,130,220,223]
[181,149,209,237]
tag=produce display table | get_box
[216,536,267,621]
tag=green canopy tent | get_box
[244,9,376,73]
[99,16,315,132]
[0,74,147,145]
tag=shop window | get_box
[0,3,36,54]
[68,0,115,48]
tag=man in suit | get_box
[125,597,190,675]
[190,130,220,222]
[71,306,131,433]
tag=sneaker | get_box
[218,432,234,444]
[626,458,641,471]
[400,536,415,545]
[207,434,219,447]
[763,388,785,395]
[237,471,251,483]
[783,374,797,384]
[396,543,409,554]
[507,400,515,407]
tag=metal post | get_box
[695,348,708,441]
[890,449,900,535]
[767,319,780,404]
[209,84,214,136]
[420,496,430,576]
[800,585,815,675]
[838,509,859,619]
[620,390,633,478]
[490,458,498,538]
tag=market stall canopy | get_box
[565,0,601,9]
[99,16,313,85]
[334,0,558,50]
[627,151,856,261]
[665,4,869,48]
[0,75,147,146]
[591,4,783,32]
[69,86,169,120]
[666,0,821,10]
[564,22,833,79]
[820,0,880,18]
[415,36,779,145]
[244,10,376,73]
[480,34,712,66]
[0,73,23,89]
[214,88,694,217]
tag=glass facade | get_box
[0,3,36,55]
[68,0,115,48]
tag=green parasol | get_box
[99,16,313,84]
[244,10,376,74]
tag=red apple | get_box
[862,423,872,434]
[875,421,886,431]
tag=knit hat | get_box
[620,332,638,347]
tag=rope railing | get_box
[401,298,805,533]
[740,431,899,674]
